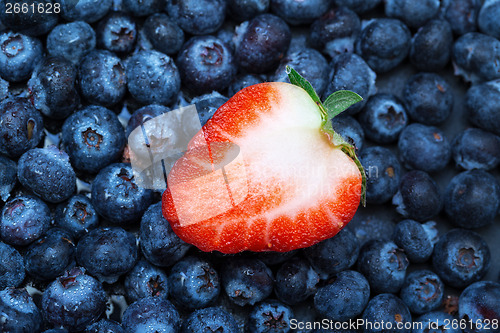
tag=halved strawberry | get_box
[162,68,365,253]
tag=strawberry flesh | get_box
[163,82,362,253]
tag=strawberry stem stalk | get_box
[286,66,366,206]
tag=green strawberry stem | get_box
[286,66,366,206]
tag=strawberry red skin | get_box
[162,82,362,253]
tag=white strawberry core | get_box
[236,83,359,220]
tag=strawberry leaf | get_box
[323,90,363,120]
[341,144,367,207]
[286,66,327,120]
[322,124,367,207]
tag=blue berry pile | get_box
[0,0,499,332]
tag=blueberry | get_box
[216,22,238,53]
[247,300,293,333]
[398,124,451,173]
[347,212,396,247]
[359,146,401,204]
[17,147,76,203]
[254,250,297,266]
[385,0,440,28]
[466,79,500,136]
[274,257,319,305]
[331,115,365,151]
[79,50,127,107]
[400,270,444,315]
[323,53,377,115]
[452,33,500,83]
[76,227,138,283]
[0,195,50,246]
[303,228,360,279]
[167,0,226,35]
[191,91,228,126]
[140,202,191,267]
[309,7,361,58]
[361,294,412,333]
[0,76,8,101]
[126,50,181,105]
[228,0,270,22]
[0,0,57,36]
[0,97,43,158]
[0,156,16,202]
[356,240,409,294]
[478,0,500,39]
[211,295,248,332]
[222,258,273,306]
[314,270,370,321]
[62,106,126,174]
[0,241,25,289]
[228,74,264,96]
[25,228,76,281]
[124,259,169,304]
[355,18,411,73]
[177,36,237,95]
[270,0,330,25]
[444,170,500,229]
[392,220,438,263]
[432,229,491,289]
[235,14,291,73]
[393,170,443,222]
[358,93,408,144]
[142,13,184,56]
[452,128,500,170]
[413,311,461,333]
[403,73,454,125]
[55,194,99,239]
[58,0,112,23]
[458,281,500,333]
[271,48,329,97]
[47,21,96,66]
[85,319,124,333]
[97,12,137,54]
[125,104,170,138]
[123,0,164,17]
[0,288,42,332]
[441,0,480,35]
[410,20,453,72]
[182,306,239,333]
[28,56,80,120]
[0,31,42,82]
[122,297,181,332]
[125,103,190,186]
[332,0,382,14]
[41,267,107,331]
[286,30,309,54]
